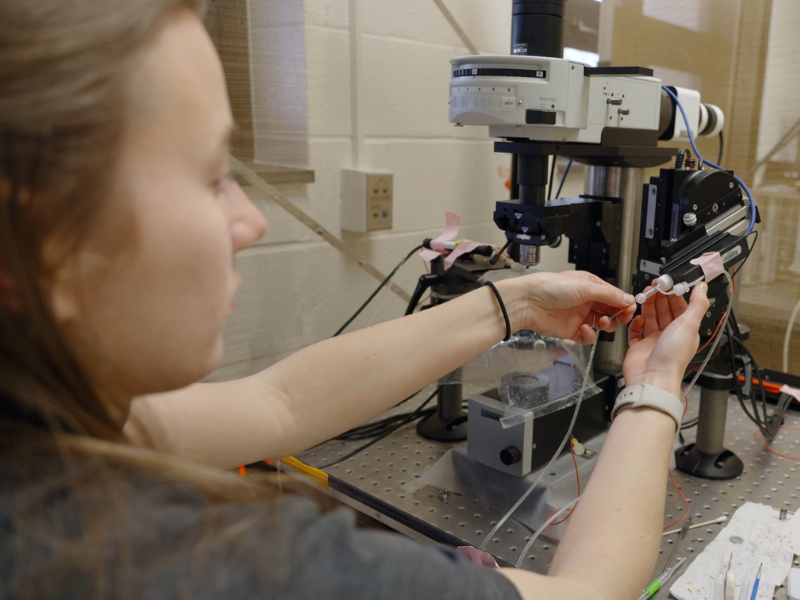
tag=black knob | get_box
[500,445,522,465]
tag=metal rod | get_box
[432,0,479,55]
[695,387,729,455]
[592,166,644,370]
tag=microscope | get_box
[427,0,756,479]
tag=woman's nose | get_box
[225,180,267,253]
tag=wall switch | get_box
[340,169,393,232]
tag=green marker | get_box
[638,557,687,600]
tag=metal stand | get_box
[417,255,473,442]
[676,373,744,480]
[417,381,468,441]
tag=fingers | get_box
[579,279,635,310]
[596,314,615,332]
[578,323,597,344]
[666,291,688,319]
[640,290,660,337]
[676,282,710,331]
[628,315,644,346]
[654,291,674,330]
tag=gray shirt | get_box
[0,459,522,599]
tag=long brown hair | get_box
[0,0,288,502]
[0,0,202,439]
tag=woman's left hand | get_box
[499,270,636,344]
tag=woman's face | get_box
[57,10,266,402]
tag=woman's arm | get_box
[500,283,709,600]
[125,271,635,468]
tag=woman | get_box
[0,1,709,598]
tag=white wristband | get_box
[611,383,684,431]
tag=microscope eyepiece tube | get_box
[511,0,566,58]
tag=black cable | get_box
[725,310,774,439]
[404,273,441,316]
[728,308,771,429]
[489,240,512,266]
[334,411,437,441]
[717,131,725,167]
[675,147,691,169]
[318,387,441,468]
[726,319,767,436]
[334,407,436,440]
[333,245,421,337]
[729,318,766,429]
[546,157,557,201]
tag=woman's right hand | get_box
[623,282,710,398]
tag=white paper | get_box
[670,502,800,600]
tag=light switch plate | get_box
[341,169,393,232]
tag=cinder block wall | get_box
[208,1,575,382]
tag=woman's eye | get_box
[213,172,233,195]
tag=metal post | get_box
[676,381,743,480]
[417,256,469,441]
[587,166,644,371]
[695,387,729,455]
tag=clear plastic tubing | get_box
[681,271,733,399]
[479,337,599,550]
[500,273,731,563]
[515,496,579,568]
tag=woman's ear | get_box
[48,261,82,323]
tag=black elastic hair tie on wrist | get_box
[483,281,511,342]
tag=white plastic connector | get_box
[656,274,674,291]
[671,282,691,296]
[572,438,586,456]
[636,274,675,304]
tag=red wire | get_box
[663,469,690,531]
[696,310,728,355]
[755,425,800,460]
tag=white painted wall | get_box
[208,0,572,382]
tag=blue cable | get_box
[661,85,757,234]
[554,159,572,199]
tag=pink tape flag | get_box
[780,385,800,404]
[444,240,481,270]
[420,211,490,270]
[689,252,725,282]
[419,211,462,263]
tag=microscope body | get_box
[432,0,754,479]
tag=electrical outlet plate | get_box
[341,169,393,232]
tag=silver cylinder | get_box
[518,244,541,265]
[586,165,621,197]
[695,387,729,455]
[587,166,645,371]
